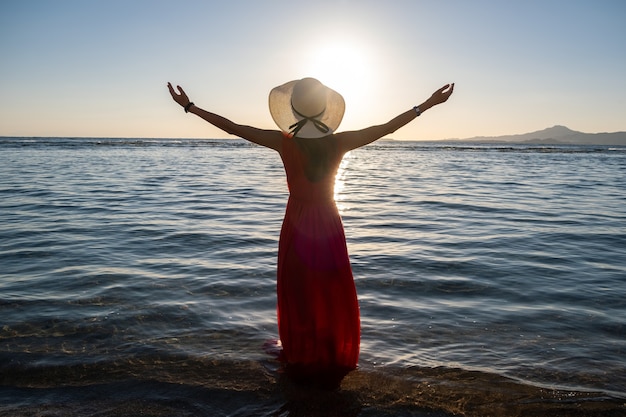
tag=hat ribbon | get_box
[289,106,330,137]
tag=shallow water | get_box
[1,138,625,416]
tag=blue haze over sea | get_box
[1,137,625,416]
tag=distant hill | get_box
[447,125,626,146]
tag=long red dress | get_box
[276,135,360,388]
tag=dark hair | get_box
[294,137,336,182]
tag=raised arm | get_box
[167,83,283,151]
[336,83,454,153]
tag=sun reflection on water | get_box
[334,151,352,213]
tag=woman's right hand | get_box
[167,82,191,108]
[423,83,455,110]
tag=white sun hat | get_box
[268,77,345,138]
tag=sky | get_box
[1,0,625,140]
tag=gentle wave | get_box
[2,353,624,417]
[2,136,625,152]
[1,138,625,415]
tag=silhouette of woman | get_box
[168,78,454,388]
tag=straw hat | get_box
[269,77,345,138]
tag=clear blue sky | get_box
[1,0,624,140]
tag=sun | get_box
[304,41,375,112]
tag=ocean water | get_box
[1,137,625,416]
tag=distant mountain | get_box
[448,125,626,146]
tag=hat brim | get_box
[269,79,345,139]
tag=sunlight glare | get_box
[334,151,352,212]
[304,40,374,111]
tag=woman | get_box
[168,78,454,388]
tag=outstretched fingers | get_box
[167,82,191,107]
[439,83,454,95]
[167,82,185,96]
[433,83,454,104]
[167,82,178,98]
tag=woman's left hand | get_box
[167,82,191,108]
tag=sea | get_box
[1,137,625,417]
